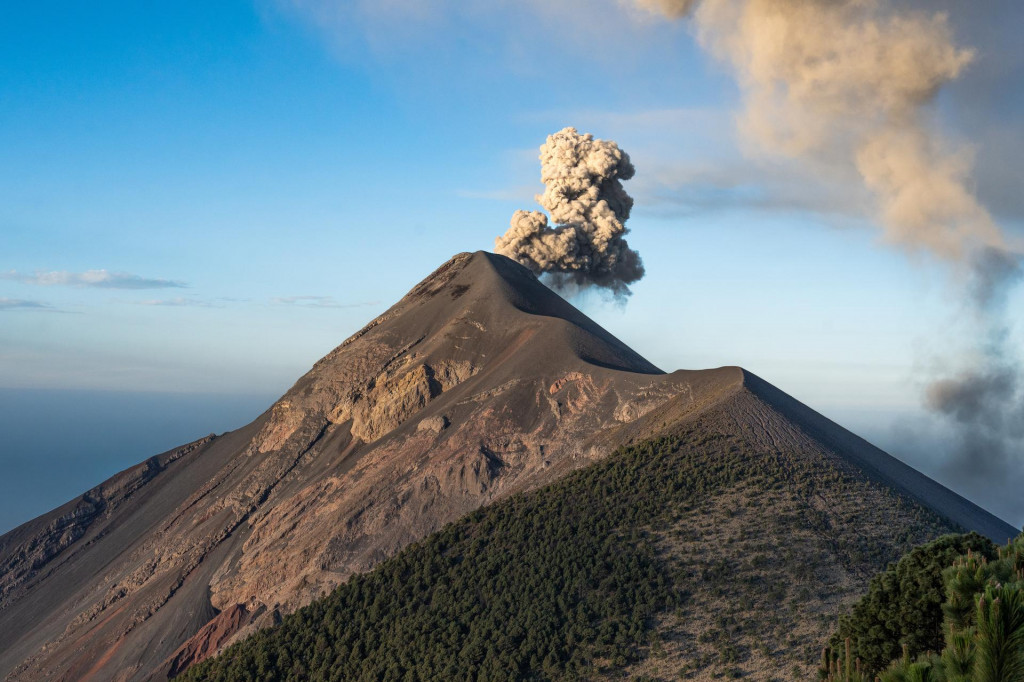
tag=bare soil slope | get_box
[0,252,1013,681]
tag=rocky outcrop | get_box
[333,359,477,442]
[416,415,448,434]
[162,604,251,678]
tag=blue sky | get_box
[1,1,1022,527]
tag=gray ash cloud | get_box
[925,252,1024,524]
[495,127,644,296]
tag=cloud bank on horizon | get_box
[495,127,645,296]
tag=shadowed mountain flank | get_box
[0,251,1014,681]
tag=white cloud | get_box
[271,295,379,309]
[630,155,870,220]
[134,297,218,307]
[1,269,187,290]
[0,298,53,311]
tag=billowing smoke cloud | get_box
[495,127,645,296]
[636,0,1008,263]
[637,0,1024,522]
[925,250,1024,522]
[928,342,1024,493]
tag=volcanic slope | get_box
[179,410,1009,680]
[0,251,1015,682]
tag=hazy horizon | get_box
[0,387,274,534]
[1,339,1018,535]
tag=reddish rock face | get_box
[162,604,252,678]
[0,252,1014,681]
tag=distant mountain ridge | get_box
[0,251,1014,681]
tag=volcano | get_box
[0,251,1014,681]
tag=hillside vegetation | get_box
[825,534,1024,681]
[829,533,999,674]
[182,420,955,682]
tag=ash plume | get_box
[925,251,1024,522]
[495,127,644,296]
[636,0,1024,521]
[635,0,1007,262]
